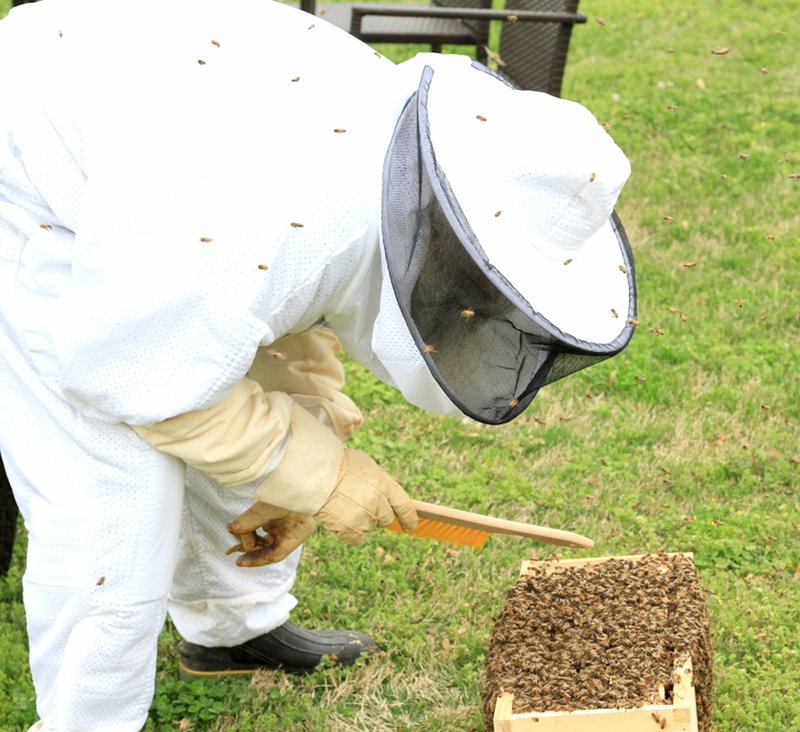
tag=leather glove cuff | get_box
[252,402,345,514]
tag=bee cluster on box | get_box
[482,553,713,732]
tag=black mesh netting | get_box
[381,66,635,424]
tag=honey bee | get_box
[290,222,304,228]
[654,327,665,335]
[667,104,678,112]
[333,128,347,133]
[619,264,627,273]
[509,398,519,408]
[270,351,286,361]
[494,210,502,217]
[739,152,749,161]
[200,236,213,242]
[635,374,647,383]
[211,39,221,47]
[590,172,597,182]
[291,76,300,82]
[610,308,619,318]
[563,258,573,266]
[423,344,437,354]
[711,47,730,55]
[681,261,697,269]
[40,223,53,230]
[257,264,269,270]
[460,308,476,320]
[307,23,316,30]
[96,576,106,586]
[476,114,488,122]
[662,215,674,223]
[595,17,606,26]
[197,59,206,65]
[629,318,640,326]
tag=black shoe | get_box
[177,620,378,678]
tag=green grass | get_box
[1,0,799,730]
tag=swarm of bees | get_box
[481,553,714,731]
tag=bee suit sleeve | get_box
[133,327,365,513]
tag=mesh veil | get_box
[381,65,636,424]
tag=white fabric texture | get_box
[421,61,632,344]
[0,1,407,729]
[168,468,301,647]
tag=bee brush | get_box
[386,500,593,549]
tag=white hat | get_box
[380,61,636,424]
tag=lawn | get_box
[1,0,798,730]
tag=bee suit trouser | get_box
[0,331,303,730]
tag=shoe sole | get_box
[178,658,315,679]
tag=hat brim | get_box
[380,63,637,424]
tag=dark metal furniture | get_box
[305,0,493,62]
[302,0,585,95]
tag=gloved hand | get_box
[228,445,418,566]
[226,504,317,567]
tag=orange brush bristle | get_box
[384,500,594,549]
[386,517,489,548]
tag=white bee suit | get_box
[0,1,459,729]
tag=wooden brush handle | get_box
[411,500,594,549]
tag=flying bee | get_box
[619,264,627,273]
[290,222,304,228]
[590,172,597,182]
[40,223,53,230]
[563,257,573,266]
[197,59,206,65]
[460,308,476,321]
[508,398,519,408]
[423,344,437,354]
[211,39,221,47]
[476,114,488,122]
[257,264,269,270]
[200,236,213,242]
[611,308,619,318]
[333,128,347,133]
[270,351,286,361]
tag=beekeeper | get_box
[0,0,636,729]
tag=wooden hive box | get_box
[483,554,713,732]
